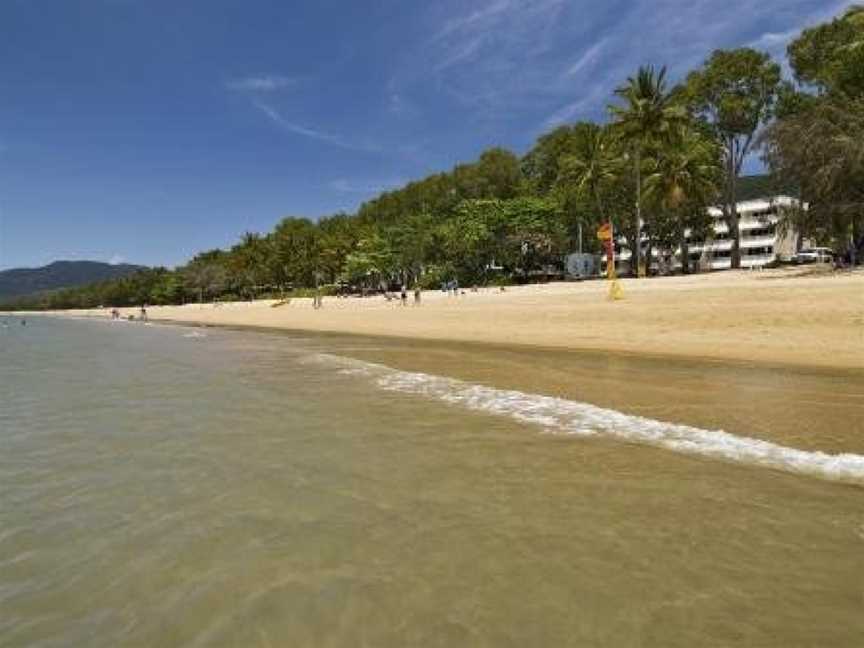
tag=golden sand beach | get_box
[54,267,864,371]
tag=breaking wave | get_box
[315,353,864,485]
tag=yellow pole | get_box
[608,221,623,300]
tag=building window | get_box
[743,246,774,257]
[744,225,776,238]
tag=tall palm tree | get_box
[556,123,622,217]
[610,66,687,276]
[555,123,625,253]
[644,126,723,273]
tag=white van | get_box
[795,247,834,264]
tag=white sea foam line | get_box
[313,353,864,485]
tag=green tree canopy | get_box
[684,48,782,268]
[788,5,864,97]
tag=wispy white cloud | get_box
[538,0,858,131]
[566,38,608,77]
[252,102,380,153]
[253,102,342,144]
[390,0,579,124]
[746,0,852,66]
[108,254,126,265]
[749,28,801,49]
[434,0,513,40]
[224,73,382,153]
[388,91,406,115]
[388,0,855,144]
[434,35,486,72]
[328,178,406,194]
[226,75,295,92]
[544,84,607,127]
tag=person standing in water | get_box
[139,305,148,322]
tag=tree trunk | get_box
[634,149,642,278]
[645,238,654,277]
[728,138,741,270]
[680,234,690,275]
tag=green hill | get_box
[735,174,799,202]
[0,261,146,301]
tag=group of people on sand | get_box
[442,279,474,296]
[108,306,148,321]
[441,279,459,295]
[396,285,422,306]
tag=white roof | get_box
[707,195,800,217]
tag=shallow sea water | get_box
[1,317,862,646]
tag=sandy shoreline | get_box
[32,267,864,371]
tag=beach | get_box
[51,267,864,371]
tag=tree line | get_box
[5,6,862,311]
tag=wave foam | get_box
[315,353,864,485]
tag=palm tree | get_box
[610,65,687,276]
[556,123,622,217]
[554,123,625,254]
[644,126,723,273]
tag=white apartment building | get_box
[606,195,801,274]
[687,196,800,271]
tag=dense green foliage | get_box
[5,7,861,311]
[763,5,864,259]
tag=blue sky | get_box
[0,0,853,269]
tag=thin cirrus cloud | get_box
[251,102,380,154]
[328,178,407,194]
[223,74,380,153]
[253,102,343,145]
[225,75,295,92]
[392,0,855,138]
[565,38,609,78]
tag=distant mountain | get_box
[736,174,799,202]
[0,260,147,301]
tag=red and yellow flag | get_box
[596,222,612,241]
[597,222,616,279]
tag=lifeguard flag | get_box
[596,222,613,241]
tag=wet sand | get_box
[315,335,864,457]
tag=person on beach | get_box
[140,306,148,322]
[414,286,421,305]
[400,285,408,306]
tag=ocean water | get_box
[1,317,863,647]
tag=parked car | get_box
[795,247,834,264]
